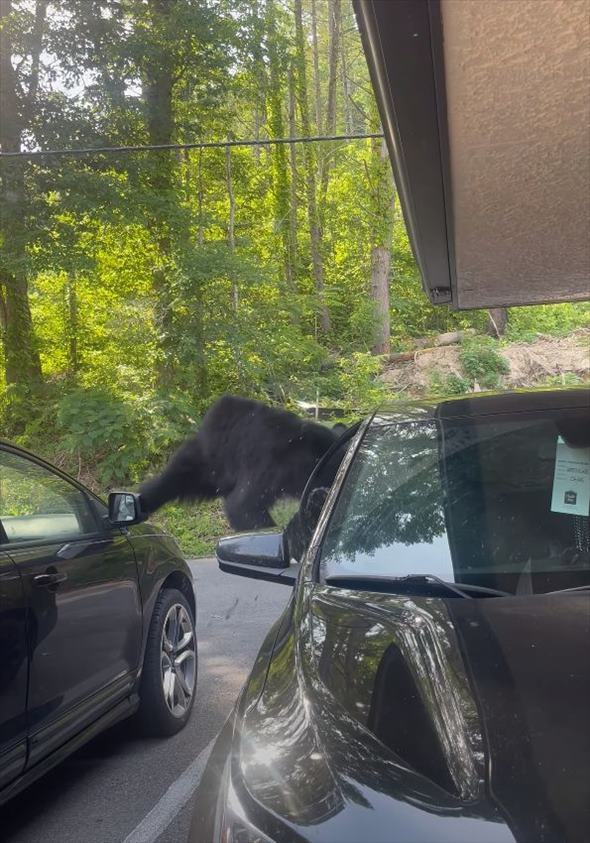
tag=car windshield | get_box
[319,409,590,595]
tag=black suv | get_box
[190,388,590,843]
[0,441,196,804]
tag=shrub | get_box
[323,351,389,414]
[427,371,471,397]
[151,500,228,557]
[459,337,509,389]
[538,373,585,388]
[56,388,147,485]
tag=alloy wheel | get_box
[160,603,196,717]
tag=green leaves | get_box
[56,388,144,484]
[459,337,510,390]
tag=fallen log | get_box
[385,329,476,364]
[434,329,475,346]
[385,350,421,364]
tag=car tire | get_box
[136,587,197,737]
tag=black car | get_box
[0,442,196,805]
[190,387,590,843]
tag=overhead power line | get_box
[0,132,385,160]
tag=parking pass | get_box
[551,436,590,516]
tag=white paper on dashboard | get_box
[550,436,590,516]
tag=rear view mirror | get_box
[216,532,299,587]
[108,491,147,527]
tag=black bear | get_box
[139,395,346,531]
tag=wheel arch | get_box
[160,569,196,622]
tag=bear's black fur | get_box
[139,395,344,531]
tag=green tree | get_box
[0,0,46,396]
[294,0,330,334]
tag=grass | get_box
[151,500,230,557]
[150,496,301,557]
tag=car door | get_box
[0,550,28,790]
[0,447,143,766]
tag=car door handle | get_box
[33,571,67,588]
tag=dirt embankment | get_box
[381,329,590,395]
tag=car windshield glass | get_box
[319,409,590,595]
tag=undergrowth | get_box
[459,337,510,389]
[151,501,229,557]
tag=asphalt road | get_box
[1,559,290,843]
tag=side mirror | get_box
[108,491,147,527]
[216,531,299,587]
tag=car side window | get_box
[0,449,97,544]
[285,426,359,562]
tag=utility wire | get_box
[0,132,384,160]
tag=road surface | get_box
[2,559,290,843]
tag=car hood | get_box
[235,586,589,843]
[449,592,590,843]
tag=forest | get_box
[1,0,589,552]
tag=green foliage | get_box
[538,373,586,388]
[321,352,389,413]
[459,337,510,390]
[506,303,590,342]
[427,371,471,397]
[151,501,228,558]
[270,498,300,529]
[56,389,147,485]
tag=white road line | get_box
[122,736,216,843]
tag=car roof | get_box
[376,386,590,423]
[354,0,590,310]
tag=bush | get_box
[427,371,471,397]
[506,302,590,342]
[538,373,585,388]
[459,337,509,389]
[56,388,148,486]
[151,500,228,557]
[322,351,389,414]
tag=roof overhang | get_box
[354,0,590,309]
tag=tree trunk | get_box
[326,0,340,133]
[0,0,43,390]
[341,9,353,134]
[251,0,267,162]
[0,286,7,336]
[294,0,330,334]
[26,0,48,112]
[266,0,292,289]
[310,0,322,135]
[319,0,341,211]
[486,307,508,337]
[225,145,239,312]
[288,60,299,287]
[197,147,204,246]
[66,276,79,379]
[370,245,391,355]
[144,0,177,387]
[369,137,395,355]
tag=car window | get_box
[284,427,358,562]
[319,411,590,595]
[0,450,97,543]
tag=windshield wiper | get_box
[324,573,510,599]
[545,584,590,594]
